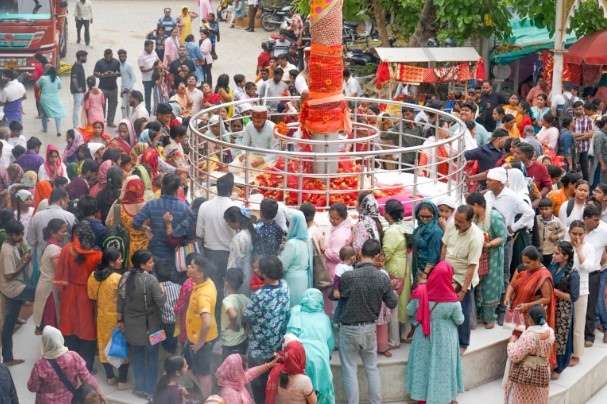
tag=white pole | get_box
[552,0,565,99]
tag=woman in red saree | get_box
[54,221,102,372]
[265,339,317,404]
[108,119,136,155]
[504,245,556,368]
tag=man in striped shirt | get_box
[573,100,594,181]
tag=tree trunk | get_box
[408,0,438,46]
[370,0,390,47]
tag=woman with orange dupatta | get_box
[38,145,68,184]
[34,180,53,214]
[265,339,317,404]
[504,245,556,369]
[54,221,102,372]
[108,119,136,155]
[406,261,464,404]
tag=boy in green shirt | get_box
[221,268,250,361]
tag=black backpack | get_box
[102,204,130,270]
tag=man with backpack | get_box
[572,100,595,181]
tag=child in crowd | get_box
[250,255,264,292]
[375,251,393,357]
[332,246,357,324]
[435,195,457,232]
[173,253,199,345]
[221,268,250,361]
[153,356,188,403]
[157,262,181,354]
[253,198,285,256]
[533,198,565,268]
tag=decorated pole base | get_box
[311,132,340,174]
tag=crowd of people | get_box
[3,1,607,404]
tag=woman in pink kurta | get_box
[163,28,181,67]
[82,77,105,127]
[27,326,104,404]
[322,202,353,317]
[215,354,277,404]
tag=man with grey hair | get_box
[522,125,543,159]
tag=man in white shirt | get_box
[0,128,14,168]
[196,173,241,320]
[239,106,278,166]
[118,49,136,119]
[128,91,150,123]
[257,68,289,112]
[343,68,362,97]
[186,75,203,116]
[74,0,93,45]
[138,40,160,114]
[272,31,292,57]
[551,81,579,117]
[0,70,27,126]
[484,167,535,324]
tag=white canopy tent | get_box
[375,47,481,64]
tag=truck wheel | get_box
[59,20,68,58]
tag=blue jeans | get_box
[72,92,84,128]
[2,286,35,362]
[143,81,154,115]
[338,323,381,404]
[458,288,473,349]
[597,270,607,330]
[41,111,61,134]
[130,343,159,395]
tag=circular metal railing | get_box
[187,96,468,212]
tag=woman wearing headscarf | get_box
[412,201,443,287]
[177,5,198,42]
[63,129,85,164]
[383,199,411,344]
[39,144,68,183]
[406,261,464,404]
[266,339,318,403]
[14,189,34,245]
[286,289,335,404]
[105,177,149,266]
[435,194,457,233]
[87,247,130,389]
[141,148,160,179]
[34,180,53,214]
[352,192,382,254]
[108,119,137,155]
[280,211,313,308]
[507,168,534,273]
[27,326,105,404]
[90,160,113,198]
[215,353,278,404]
[54,221,103,372]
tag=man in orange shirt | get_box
[548,171,581,216]
[526,77,549,107]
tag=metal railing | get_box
[187,96,468,212]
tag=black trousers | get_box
[64,336,97,371]
[76,19,90,45]
[247,5,257,29]
[103,363,129,383]
[586,271,601,342]
[249,356,272,404]
[579,151,590,181]
[203,248,229,324]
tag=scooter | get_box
[260,5,292,32]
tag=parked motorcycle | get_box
[342,10,378,46]
[260,5,292,32]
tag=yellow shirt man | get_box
[186,279,218,343]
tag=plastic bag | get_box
[108,328,129,359]
[503,308,526,332]
[103,341,125,368]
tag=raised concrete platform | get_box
[458,329,607,404]
[330,326,512,403]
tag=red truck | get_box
[0,0,68,72]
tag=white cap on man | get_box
[487,167,508,184]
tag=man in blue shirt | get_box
[463,128,507,189]
[132,174,190,281]
[118,49,136,120]
[15,137,44,174]
[158,8,176,36]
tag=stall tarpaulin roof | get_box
[490,19,578,65]
[375,47,481,63]
[565,29,607,65]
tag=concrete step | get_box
[330,325,513,403]
[458,330,607,404]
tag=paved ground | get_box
[14,0,267,153]
[7,1,267,402]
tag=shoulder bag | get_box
[508,333,550,387]
[404,302,438,342]
[143,274,166,345]
[312,240,332,290]
[46,358,77,394]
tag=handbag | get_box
[312,242,332,290]
[108,328,128,359]
[143,275,167,346]
[478,249,491,278]
[508,334,550,387]
[175,241,201,272]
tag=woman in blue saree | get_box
[412,200,444,286]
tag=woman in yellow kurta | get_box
[105,177,149,266]
[87,248,129,389]
[177,5,199,43]
[383,199,412,344]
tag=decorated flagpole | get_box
[299,0,351,174]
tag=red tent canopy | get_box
[565,29,607,65]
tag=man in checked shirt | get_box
[573,100,594,181]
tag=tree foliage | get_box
[569,0,607,38]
